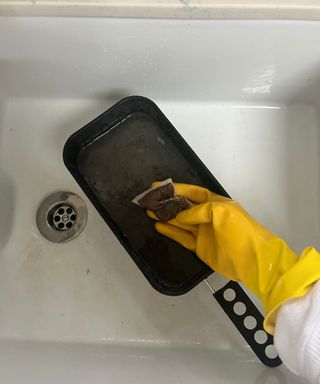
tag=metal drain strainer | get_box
[52,205,77,231]
[37,191,87,243]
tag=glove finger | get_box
[155,222,197,252]
[167,218,198,235]
[146,209,159,221]
[151,181,230,204]
[176,202,214,225]
[148,209,197,234]
[173,183,230,204]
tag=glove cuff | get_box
[263,247,320,335]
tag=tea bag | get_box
[132,179,192,221]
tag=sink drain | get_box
[37,191,87,243]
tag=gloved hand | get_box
[148,183,320,335]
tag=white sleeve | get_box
[274,280,320,384]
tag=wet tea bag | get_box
[132,179,192,221]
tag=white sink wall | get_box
[0,17,319,383]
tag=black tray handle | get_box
[213,281,282,367]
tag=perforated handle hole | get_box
[223,288,236,302]
[233,301,246,316]
[244,315,257,330]
[265,345,278,359]
[254,330,268,344]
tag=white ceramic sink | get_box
[0,17,319,383]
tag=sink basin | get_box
[0,17,319,383]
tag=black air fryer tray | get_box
[63,96,282,367]
[63,96,229,295]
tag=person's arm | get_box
[275,281,320,383]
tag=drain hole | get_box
[50,204,77,231]
[37,191,87,243]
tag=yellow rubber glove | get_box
[151,183,320,335]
